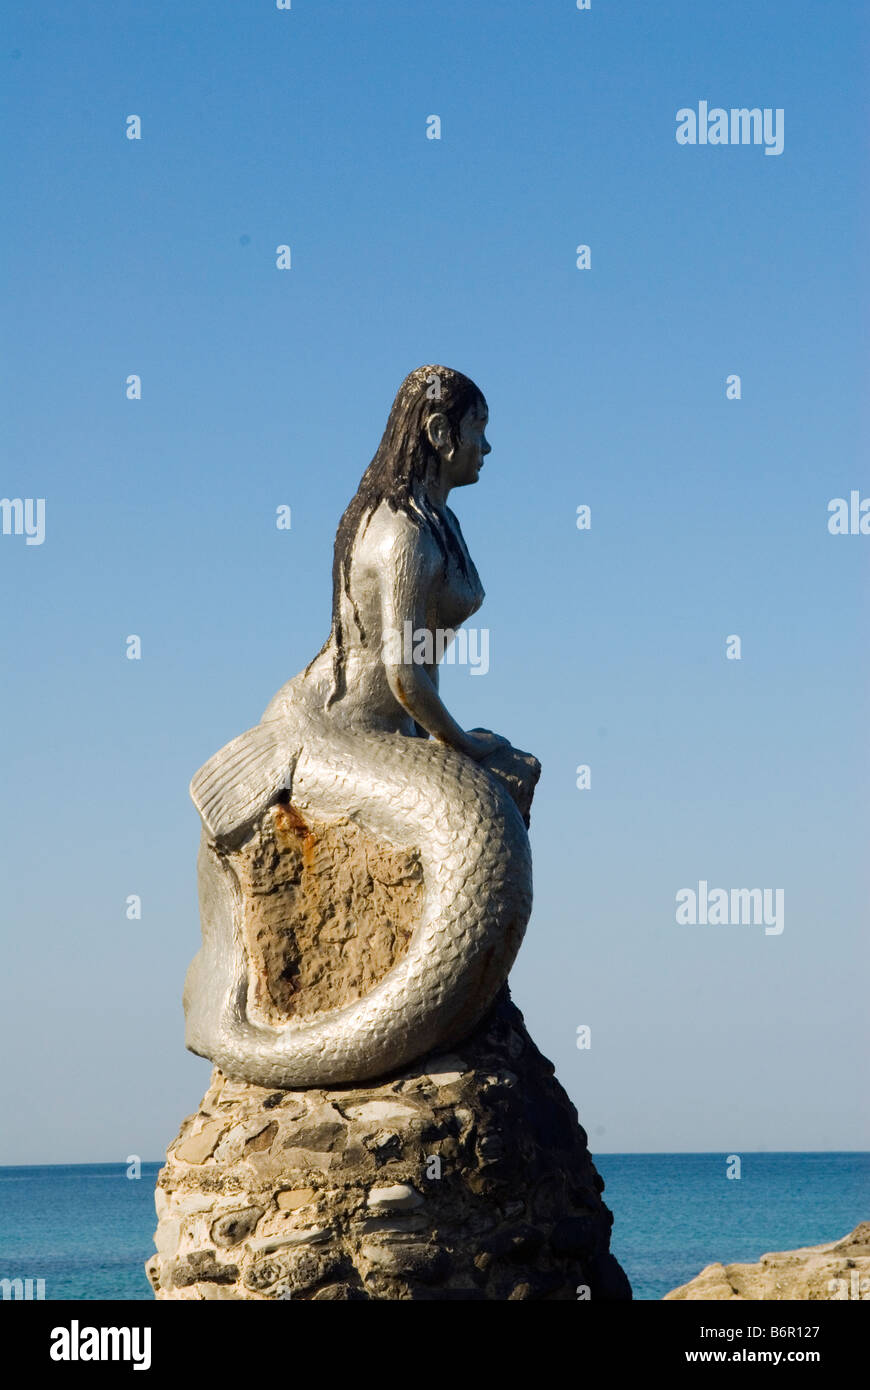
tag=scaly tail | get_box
[184,715,532,1087]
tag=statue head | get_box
[368,365,489,500]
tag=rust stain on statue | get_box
[393,674,414,717]
[274,803,310,839]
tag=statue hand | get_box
[467,731,541,827]
[464,728,511,761]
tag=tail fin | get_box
[190,720,296,844]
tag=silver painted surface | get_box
[183,373,536,1086]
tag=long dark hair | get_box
[318,365,486,704]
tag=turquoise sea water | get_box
[600,1152,869,1299]
[0,1154,866,1300]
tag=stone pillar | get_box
[148,991,630,1301]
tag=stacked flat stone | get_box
[147,991,630,1301]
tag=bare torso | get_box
[262,497,484,739]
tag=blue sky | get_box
[1,0,867,1162]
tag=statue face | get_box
[446,401,491,489]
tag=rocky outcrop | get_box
[148,991,631,1301]
[664,1223,870,1300]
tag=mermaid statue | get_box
[184,366,539,1088]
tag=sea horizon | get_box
[1,1152,866,1301]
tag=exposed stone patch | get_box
[227,804,422,1023]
